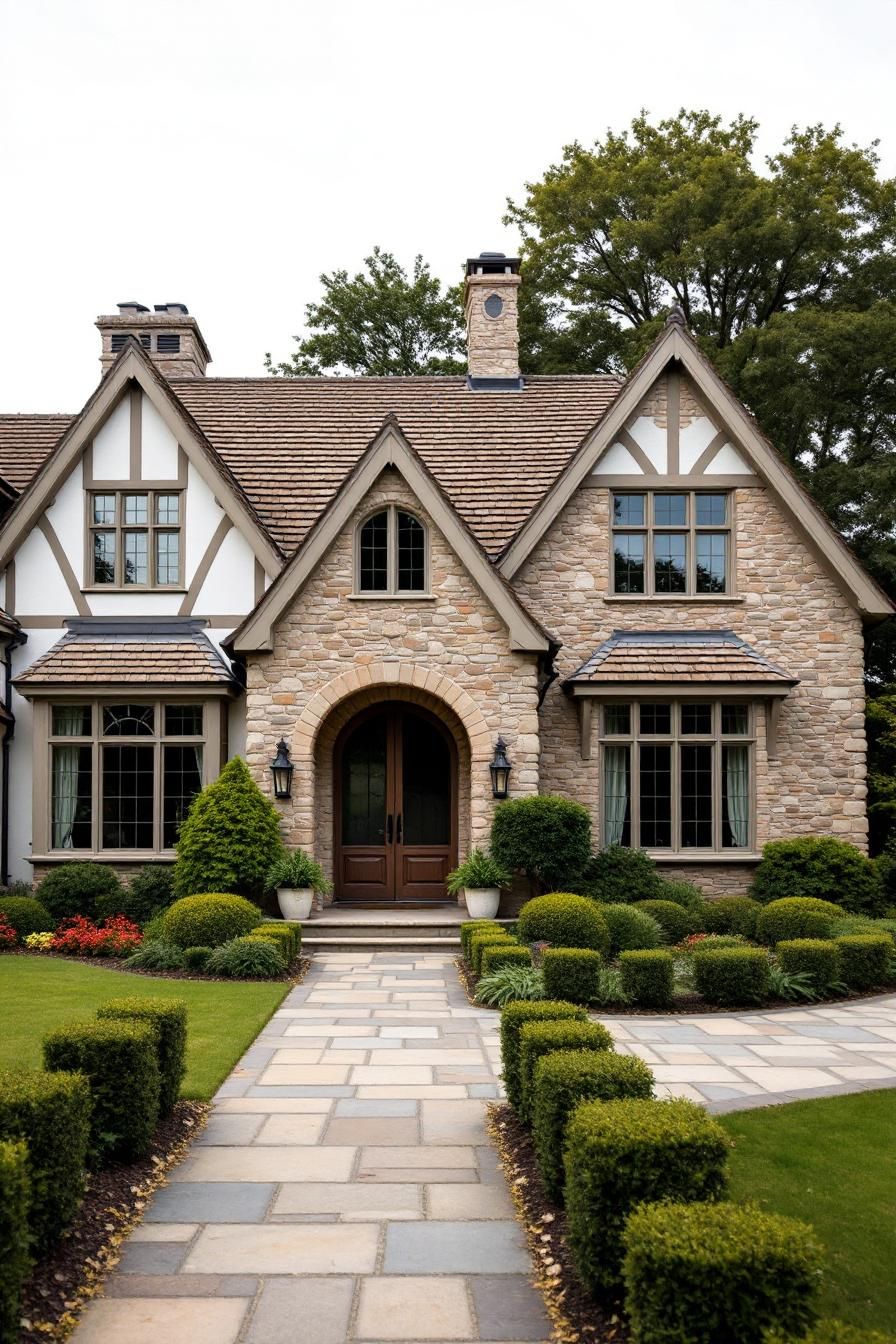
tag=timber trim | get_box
[179,517,233,615]
[37,519,90,615]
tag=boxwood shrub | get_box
[517,893,609,954]
[579,844,663,903]
[183,945,212,970]
[0,1069,90,1250]
[254,922,300,963]
[776,938,841,990]
[43,1019,159,1163]
[0,896,54,939]
[490,794,592,893]
[98,997,187,1115]
[654,878,705,912]
[564,1097,729,1295]
[162,892,263,948]
[601,903,664,956]
[701,895,761,939]
[460,919,503,961]
[470,931,516,974]
[480,943,530,976]
[634,899,695,943]
[694,947,771,1006]
[751,836,882,915]
[0,1139,30,1344]
[532,1050,654,1201]
[206,936,286,979]
[757,897,847,946]
[835,934,892,990]
[38,862,123,921]
[623,1200,822,1344]
[114,864,176,922]
[619,949,675,1008]
[499,1000,587,1111]
[518,1019,614,1121]
[542,947,602,1004]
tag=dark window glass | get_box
[156,531,179,585]
[696,533,727,593]
[639,703,671,734]
[359,512,388,592]
[101,744,154,848]
[341,715,387,845]
[52,744,92,848]
[613,493,645,526]
[604,704,631,735]
[163,745,203,847]
[164,705,203,736]
[93,495,115,525]
[681,703,713,734]
[721,704,749,735]
[402,715,451,845]
[681,744,713,847]
[52,705,91,736]
[124,531,148,584]
[93,532,116,584]
[654,494,687,526]
[613,534,645,593]
[654,533,687,593]
[639,744,672,847]
[696,493,727,525]
[103,704,154,736]
[397,512,425,591]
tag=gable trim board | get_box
[227,418,552,655]
[498,322,894,619]
[0,340,284,583]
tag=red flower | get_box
[50,914,142,958]
[0,918,17,951]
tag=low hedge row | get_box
[480,944,530,976]
[254,922,301,963]
[470,930,517,974]
[459,919,502,961]
[499,1000,587,1111]
[542,947,602,1004]
[518,1019,613,1121]
[836,934,892,990]
[693,947,771,1006]
[0,1139,30,1344]
[0,1069,90,1251]
[97,997,187,1115]
[777,939,841,989]
[757,897,846,946]
[619,949,674,1008]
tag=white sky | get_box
[2,0,895,411]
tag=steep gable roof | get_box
[0,415,74,492]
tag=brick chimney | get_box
[463,253,522,389]
[96,302,211,377]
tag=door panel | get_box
[338,713,392,901]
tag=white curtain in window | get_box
[52,708,85,848]
[603,745,629,845]
[725,744,749,848]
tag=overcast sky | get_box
[2,0,894,411]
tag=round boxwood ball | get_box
[37,863,124,921]
[0,896,55,938]
[517,893,609,954]
[162,893,263,948]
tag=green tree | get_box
[867,690,896,855]
[173,756,283,900]
[265,246,465,376]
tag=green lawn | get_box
[0,955,289,1099]
[720,1089,896,1332]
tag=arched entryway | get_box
[334,702,458,903]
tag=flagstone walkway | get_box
[71,957,896,1344]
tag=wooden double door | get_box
[335,704,457,903]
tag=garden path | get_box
[70,959,896,1344]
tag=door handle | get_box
[386,814,393,844]
[396,813,402,844]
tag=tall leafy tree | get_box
[265,246,464,376]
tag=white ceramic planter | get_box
[277,887,314,921]
[464,887,501,920]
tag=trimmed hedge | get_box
[256,922,301,961]
[491,794,592,893]
[619,949,674,1008]
[580,845,663,903]
[532,1050,654,1201]
[0,1139,30,1344]
[777,938,841,990]
[43,1019,160,1163]
[480,944,530,976]
[694,947,771,1006]
[601,903,664,956]
[702,895,761,939]
[757,897,846,946]
[751,836,882,916]
[460,919,503,961]
[623,1200,822,1344]
[0,1069,90,1251]
[98,997,187,1115]
[38,862,123,921]
[518,1019,614,1121]
[835,934,892,990]
[499,1000,588,1111]
[542,947,602,1004]
[517,893,609,954]
[0,896,54,938]
[162,892,263,948]
[470,931,516,974]
[564,1097,729,1295]
[634,899,695,943]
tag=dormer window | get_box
[89,490,183,588]
[356,507,427,595]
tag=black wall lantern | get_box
[489,736,512,799]
[270,738,294,800]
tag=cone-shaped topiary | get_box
[173,757,283,900]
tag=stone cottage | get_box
[0,256,890,901]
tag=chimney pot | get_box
[118,301,150,314]
[154,302,190,315]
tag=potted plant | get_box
[446,849,512,920]
[266,849,331,921]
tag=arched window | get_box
[357,506,427,594]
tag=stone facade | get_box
[463,273,521,381]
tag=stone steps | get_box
[299,910,510,954]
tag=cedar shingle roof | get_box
[13,619,238,689]
[0,415,74,493]
[566,630,798,685]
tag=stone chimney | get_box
[463,253,522,389]
[96,302,211,377]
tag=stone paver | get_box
[72,955,896,1344]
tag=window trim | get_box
[353,504,430,597]
[33,695,225,858]
[609,489,735,598]
[85,488,185,591]
[597,698,755,855]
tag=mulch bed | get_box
[11,949,313,985]
[487,1101,628,1344]
[19,1100,210,1344]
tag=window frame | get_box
[353,504,430,597]
[39,695,224,858]
[598,698,755,854]
[86,489,185,590]
[609,489,734,598]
